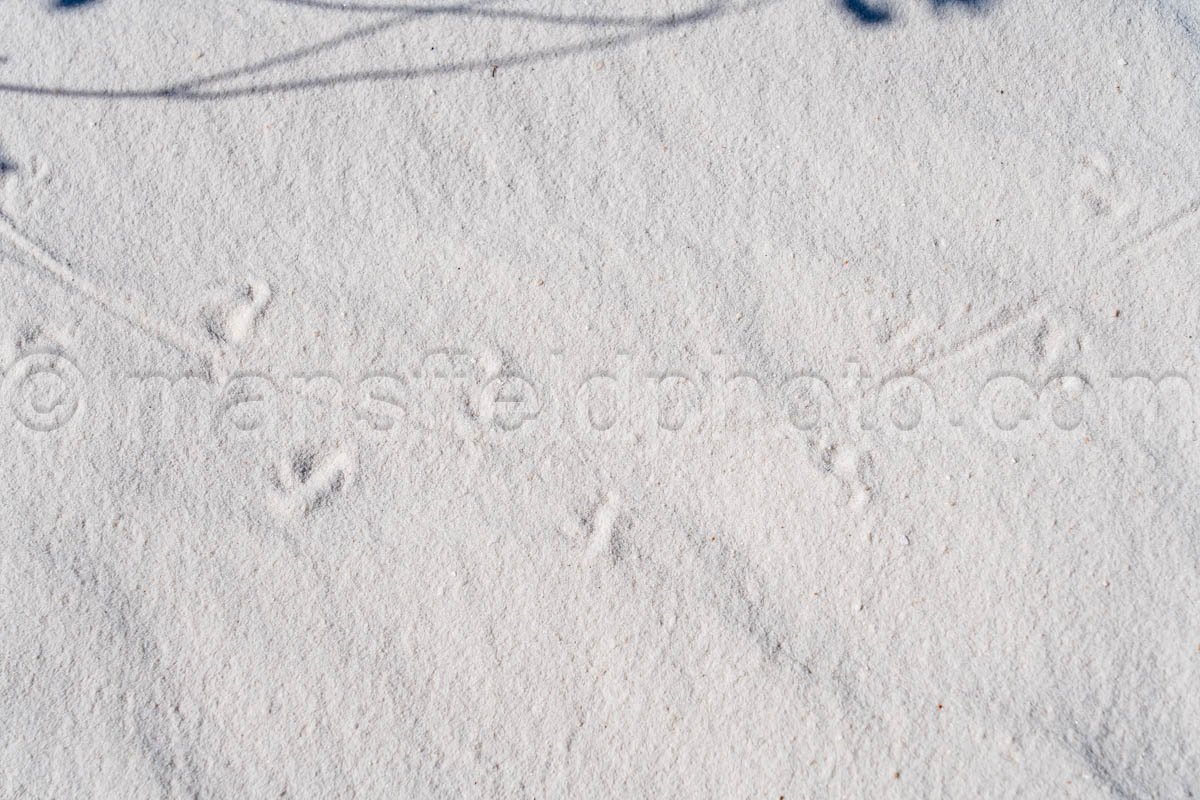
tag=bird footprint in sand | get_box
[269,446,355,519]
[198,278,271,347]
[0,155,51,218]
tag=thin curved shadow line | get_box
[176,0,679,93]
[173,1,510,92]
[266,0,724,26]
[175,16,413,92]
[0,1,750,102]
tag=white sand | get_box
[2,0,1199,796]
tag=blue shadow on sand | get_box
[842,0,991,25]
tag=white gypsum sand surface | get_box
[1,0,1199,796]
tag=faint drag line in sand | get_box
[873,194,1198,387]
[0,210,221,370]
[872,293,1043,388]
[1110,196,1200,260]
